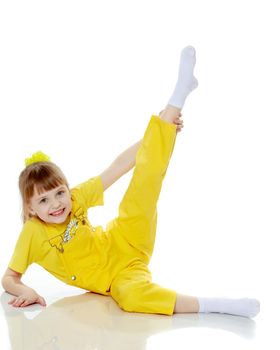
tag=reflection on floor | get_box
[0,291,261,350]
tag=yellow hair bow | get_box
[25,151,51,167]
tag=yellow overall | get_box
[9,115,178,315]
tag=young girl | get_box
[2,46,260,318]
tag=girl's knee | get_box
[111,279,176,315]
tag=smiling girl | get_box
[2,46,260,318]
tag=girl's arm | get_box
[99,115,184,191]
[1,268,46,307]
[99,139,142,191]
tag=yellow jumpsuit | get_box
[9,115,177,315]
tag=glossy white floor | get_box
[0,250,279,350]
[0,289,264,350]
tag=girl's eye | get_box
[40,198,47,204]
[57,190,65,196]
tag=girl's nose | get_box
[51,199,61,209]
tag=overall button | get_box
[71,275,76,281]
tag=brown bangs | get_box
[30,172,65,196]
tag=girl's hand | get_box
[8,290,46,308]
[174,113,184,133]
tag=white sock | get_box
[198,297,260,318]
[168,45,198,109]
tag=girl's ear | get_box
[28,203,36,216]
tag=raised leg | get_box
[106,46,198,262]
[107,115,177,263]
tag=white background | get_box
[0,0,279,348]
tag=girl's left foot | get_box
[168,46,198,109]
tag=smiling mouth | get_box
[50,208,65,217]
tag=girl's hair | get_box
[19,161,69,222]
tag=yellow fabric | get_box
[9,115,177,315]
